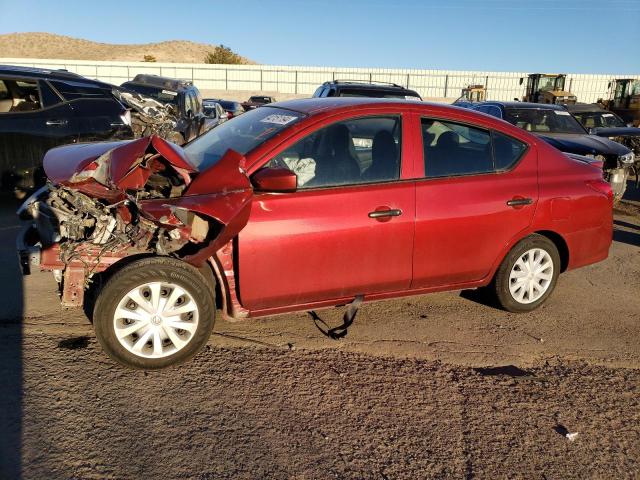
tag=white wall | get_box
[1,57,638,103]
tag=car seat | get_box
[363,131,398,182]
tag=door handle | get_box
[368,208,402,219]
[506,197,533,207]
[45,119,68,126]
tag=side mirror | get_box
[251,167,297,193]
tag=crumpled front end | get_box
[17,135,253,307]
[114,89,181,143]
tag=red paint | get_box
[36,99,612,320]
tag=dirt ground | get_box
[1,191,639,479]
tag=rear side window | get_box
[50,80,112,100]
[0,78,42,113]
[422,119,493,178]
[422,119,526,178]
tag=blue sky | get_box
[1,0,639,73]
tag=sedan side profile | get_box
[18,98,613,369]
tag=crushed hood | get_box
[40,136,253,267]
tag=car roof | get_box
[0,64,100,82]
[124,74,193,91]
[0,65,119,92]
[479,101,565,110]
[323,80,408,89]
[268,96,468,116]
[564,103,607,113]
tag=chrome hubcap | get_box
[508,248,553,304]
[113,282,199,359]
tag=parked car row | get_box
[4,66,625,369]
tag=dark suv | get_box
[313,81,422,100]
[120,74,206,144]
[0,65,133,193]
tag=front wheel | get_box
[491,234,560,313]
[93,257,215,369]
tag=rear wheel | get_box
[93,257,215,369]
[491,234,560,312]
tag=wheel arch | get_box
[532,230,570,272]
[84,253,218,321]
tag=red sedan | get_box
[18,98,613,368]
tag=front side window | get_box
[266,116,401,188]
[422,119,527,178]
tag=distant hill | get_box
[0,32,253,64]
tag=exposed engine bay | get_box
[17,135,253,306]
[114,89,180,143]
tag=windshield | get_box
[538,76,564,92]
[121,83,179,105]
[572,111,626,129]
[504,108,586,134]
[184,106,305,170]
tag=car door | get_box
[237,114,415,311]
[183,92,197,141]
[0,77,76,189]
[412,117,537,288]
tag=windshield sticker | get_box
[260,114,297,125]
[602,113,615,117]
[554,110,571,116]
[161,90,178,96]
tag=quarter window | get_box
[422,119,526,178]
[266,116,402,188]
[493,131,527,170]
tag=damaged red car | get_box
[17,98,614,369]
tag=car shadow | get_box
[613,228,640,247]
[459,288,502,311]
[0,195,24,478]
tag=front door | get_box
[237,114,415,311]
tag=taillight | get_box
[227,111,233,119]
[586,179,614,203]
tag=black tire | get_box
[490,234,560,313]
[93,257,215,369]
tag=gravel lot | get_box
[1,193,639,479]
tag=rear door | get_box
[0,77,76,189]
[49,80,132,142]
[412,117,537,288]
[237,113,416,312]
